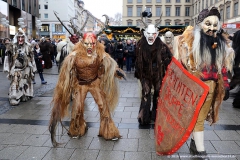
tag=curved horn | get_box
[155,12,163,28]
[102,14,109,26]
[96,14,109,37]
[69,17,78,34]
[140,13,148,28]
[79,10,89,31]
[53,11,73,36]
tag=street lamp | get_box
[0,18,9,37]
[35,19,42,39]
[17,17,26,28]
[0,18,9,27]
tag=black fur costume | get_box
[135,36,172,124]
[230,30,240,108]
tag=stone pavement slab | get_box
[0,66,240,159]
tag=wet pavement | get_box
[0,64,240,160]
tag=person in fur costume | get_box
[135,21,172,124]
[3,28,37,105]
[49,31,126,147]
[230,30,240,108]
[173,7,234,158]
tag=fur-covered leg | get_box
[49,107,61,147]
[138,79,152,125]
[98,101,121,140]
[90,85,121,140]
[151,80,161,122]
[68,87,88,138]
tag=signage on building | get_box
[222,23,240,29]
[9,25,16,35]
[52,32,65,35]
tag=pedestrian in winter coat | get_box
[33,43,47,84]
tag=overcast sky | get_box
[83,0,122,21]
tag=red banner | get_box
[155,57,209,155]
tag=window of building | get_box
[156,0,161,2]
[176,0,180,3]
[137,6,142,17]
[166,7,171,16]
[202,0,204,11]
[34,0,37,15]
[12,0,17,7]
[220,9,223,21]
[136,21,141,26]
[39,14,41,18]
[44,13,48,18]
[55,24,63,32]
[127,21,133,26]
[29,0,31,13]
[166,0,170,3]
[156,7,161,16]
[146,0,152,3]
[185,7,190,16]
[210,0,213,5]
[42,25,49,32]
[226,6,230,19]
[215,0,218,2]
[234,3,238,17]
[127,7,133,17]
[137,0,142,3]
[44,5,48,9]
[176,7,180,16]
[198,2,200,14]
[22,0,25,11]
[39,5,40,9]
[165,22,171,25]
[128,0,132,3]
[146,6,152,13]
[186,0,190,2]
[195,4,197,14]
[185,22,190,26]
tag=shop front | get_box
[0,1,9,39]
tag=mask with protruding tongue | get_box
[83,32,97,57]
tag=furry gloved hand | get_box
[223,89,230,101]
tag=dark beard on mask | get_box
[199,31,225,65]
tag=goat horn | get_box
[79,10,89,31]
[140,13,148,28]
[96,14,110,37]
[155,12,163,28]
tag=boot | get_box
[190,132,209,160]
[39,72,47,84]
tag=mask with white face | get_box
[143,24,159,45]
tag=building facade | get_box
[192,0,240,33]
[38,0,75,40]
[122,0,192,27]
[38,0,103,40]
[0,0,39,39]
[122,0,240,33]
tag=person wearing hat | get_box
[173,7,234,158]
[3,28,37,105]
